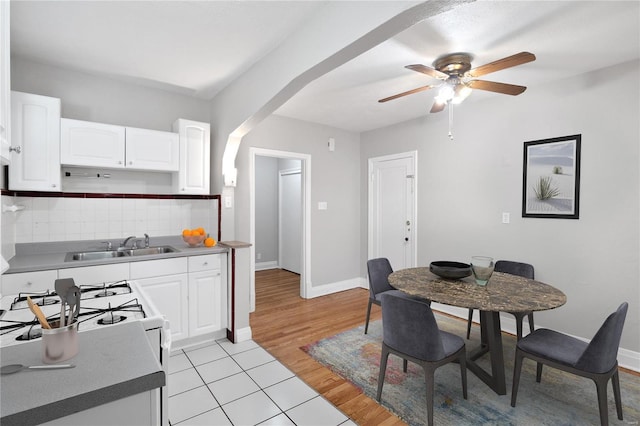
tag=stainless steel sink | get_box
[122,246,178,256]
[65,250,130,262]
[65,245,177,261]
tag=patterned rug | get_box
[301,315,640,426]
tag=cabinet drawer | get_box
[130,257,188,279]
[58,263,129,286]
[188,254,221,273]
[1,270,58,294]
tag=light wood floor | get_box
[250,269,406,426]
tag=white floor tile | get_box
[185,342,228,366]
[222,391,282,425]
[232,346,275,370]
[169,385,219,424]
[286,396,348,426]
[264,376,318,411]
[247,360,295,388]
[257,413,296,425]
[207,372,260,405]
[217,338,259,355]
[196,356,243,384]
[175,407,232,426]
[169,352,193,374]
[169,368,205,397]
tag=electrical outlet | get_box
[502,212,510,224]
[257,253,262,260]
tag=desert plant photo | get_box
[533,176,561,200]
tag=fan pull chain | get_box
[448,101,454,140]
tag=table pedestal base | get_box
[466,311,507,395]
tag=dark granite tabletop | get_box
[389,268,567,313]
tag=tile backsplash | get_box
[2,195,218,244]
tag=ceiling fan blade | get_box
[405,64,449,80]
[430,101,446,113]
[378,85,436,103]
[467,80,527,96]
[466,52,536,78]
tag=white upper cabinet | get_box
[61,118,125,168]
[61,118,179,172]
[9,91,61,191]
[125,127,179,171]
[0,0,11,165]
[173,119,210,195]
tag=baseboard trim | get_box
[255,261,279,271]
[307,277,365,298]
[234,326,253,343]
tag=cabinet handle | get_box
[129,161,133,165]
[203,262,208,266]
[118,161,123,165]
[9,146,21,154]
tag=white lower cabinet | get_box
[131,255,226,345]
[136,273,189,342]
[188,254,226,337]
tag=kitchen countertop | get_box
[6,235,230,274]
[0,321,165,426]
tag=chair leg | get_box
[511,350,524,407]
[364,300,373,334]
[612,370,623,420]
[527,312,535,334]
[594,376,610,426]
[536,362,543,383]
[424,365,436,426]
[459,350,468,400]
[376,345,389,401]
[466,308,473,339]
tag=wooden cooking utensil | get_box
[26,296,52,329]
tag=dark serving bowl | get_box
[429,261,472,279]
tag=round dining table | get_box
[388,267,566,395]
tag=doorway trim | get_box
[367,150,418,267]
[249,147,311,311]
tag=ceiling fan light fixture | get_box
[435,84,455,103]
[451,84,472,104]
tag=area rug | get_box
[301,315,640,426]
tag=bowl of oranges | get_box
[182,228,217,248]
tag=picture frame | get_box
[522,134,581,219]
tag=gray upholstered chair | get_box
[376,292,467,426]
[511,302,628,426]
[365,258,405,334]
[466,260,535,340]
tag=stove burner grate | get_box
[98,314,127,325]
[15,327,42,341]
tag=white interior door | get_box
[369,152,417,271]
[279,169,302,274]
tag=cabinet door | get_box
[125,127,179,171]
[9,91,61,191]
[61,118,125,168]
[173,119,210,195]
[137,274,189,342]
[0,0,10,165]
[188,269,224,336]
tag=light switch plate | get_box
[318,202,327,210]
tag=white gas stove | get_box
[0,279,170,425]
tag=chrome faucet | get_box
[144,233,150,248]
[120,235,137,248]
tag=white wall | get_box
[360,60,640,353]
[237,115,361,287]
[11,56,210,130]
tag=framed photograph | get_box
[522,134,581,219]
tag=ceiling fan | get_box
[378,51,536,113]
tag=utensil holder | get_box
[42,320,78,364]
